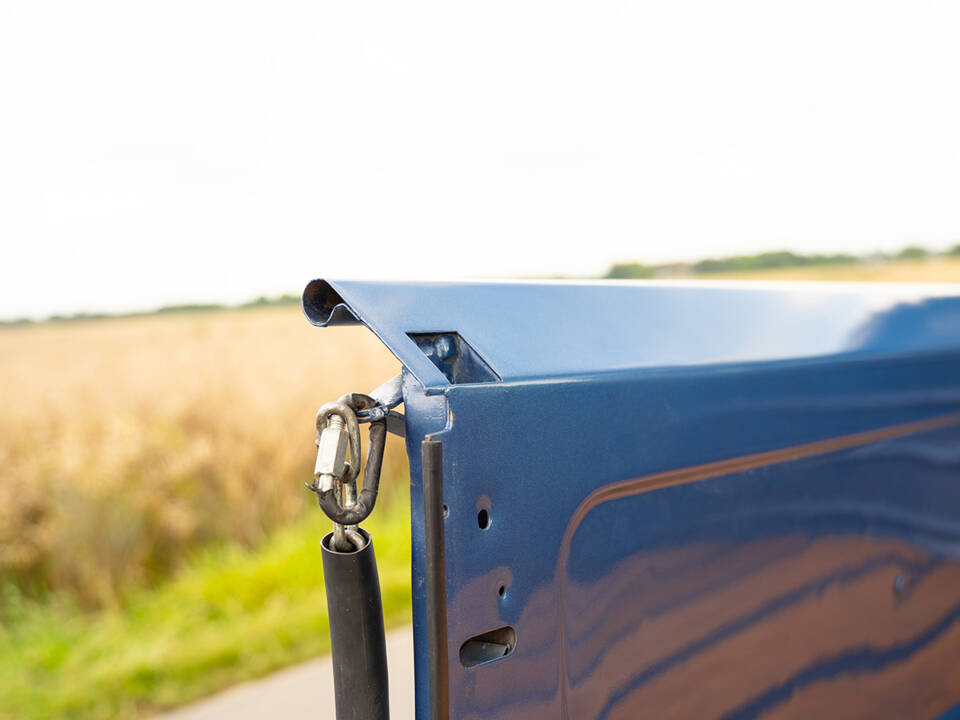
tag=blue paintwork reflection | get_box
[429,355,960,719]
[565,427,960,718]
[304,280,960,718]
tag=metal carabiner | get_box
[310,394,387,529]
[313,402,363,551]
[314,401,362,493]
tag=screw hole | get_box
[477,508,490,530]
[498,584,506,598]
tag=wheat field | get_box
[3,266,960,718]
[4,259,960,606]
[0,305,405,606]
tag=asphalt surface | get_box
[158,626,414,720]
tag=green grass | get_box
[0,496,412,720]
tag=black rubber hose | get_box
[321,528,389,720]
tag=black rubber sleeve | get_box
[321,528,389,720]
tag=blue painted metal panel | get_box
[304,279,960,719]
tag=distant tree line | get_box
[605,244,960,279]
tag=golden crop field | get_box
[3,257,959,607]
[0,305,405,606]
[3,264,960,719]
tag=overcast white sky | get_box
[2,0,960,318]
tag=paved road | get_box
[158,626,414,720]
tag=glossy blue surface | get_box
[305,280,960,719]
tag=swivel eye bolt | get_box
[433,334,457,361]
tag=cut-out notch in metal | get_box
[408,332,500,384]
[459,626,516,668]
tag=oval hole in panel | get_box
[458,626,517,668]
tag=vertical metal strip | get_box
[421,439,449,720]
